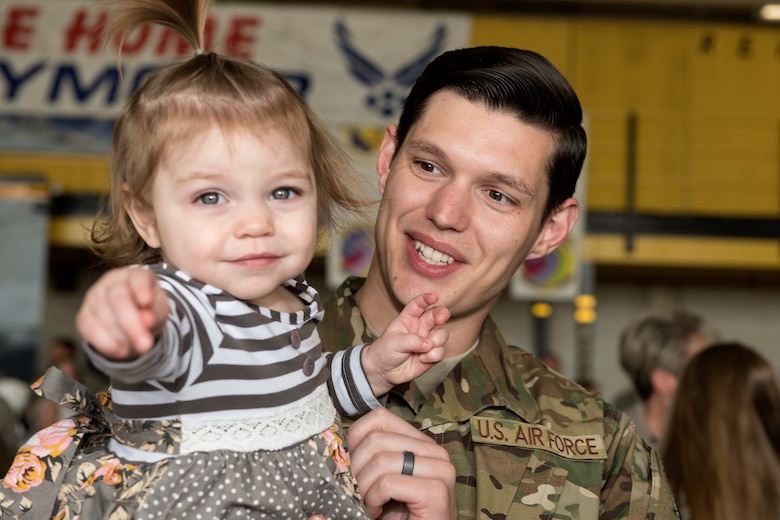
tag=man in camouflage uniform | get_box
[320,46,679,519]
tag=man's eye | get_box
[198,192,223,205]
[416,161,437,173]
[271,188,296,200]
[487,190,510,204]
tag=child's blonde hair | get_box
[92,0,367,266]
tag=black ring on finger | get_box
[401,450,415,476]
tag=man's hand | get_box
[348,408,456,520]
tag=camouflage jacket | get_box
[320,277,680,520]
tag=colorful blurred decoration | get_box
[509,237,581,302]
[326,220,376,288]
[326,125,382,289]
[341,226,374,276]
[573,292,598,391]
[521,239,575,288]
[346,126,386,153]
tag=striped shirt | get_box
[86,264,378,428]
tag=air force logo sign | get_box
[334,20,447,118]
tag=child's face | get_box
[130,124,318,310]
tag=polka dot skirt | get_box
[136,439,368,519]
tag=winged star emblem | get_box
[334,20,447,118]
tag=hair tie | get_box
[194,49,205,55]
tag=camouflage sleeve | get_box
[600,403,680,519]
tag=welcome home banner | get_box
[0,0,470,151]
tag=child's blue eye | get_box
[271,188,296,200]
[198,192,224,204]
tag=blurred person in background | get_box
[0,399,19,475]
[0,374,30,474]
[615,308,718,450]
[30,336,81,430]
[662,342,780,520]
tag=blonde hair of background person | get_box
[662,342,780,520]
[617,308,718,447]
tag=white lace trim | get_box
[180,385,336,454]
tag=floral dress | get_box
[1,368,364,519]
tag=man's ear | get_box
[526,197,579,260]
[124,190,161,249]
[376,124,398,195]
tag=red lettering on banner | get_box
[3,7,39,51]
[88,14,259,58]
[225,17,260,58]
[64,9,106,53]
[586,436,599,455]
[121,25,151,54]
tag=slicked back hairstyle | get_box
[393,46,587,224]
[91,0,366,266]
[662,342,780,520]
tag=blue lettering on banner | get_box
[2,60,311,106]
[50,64,120,104]
[1,63,45,100]
[1,61,160,107]
[0,59,311,152]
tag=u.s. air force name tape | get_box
[471,417,607,460]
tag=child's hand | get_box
[75,267,169,361]
[362,293,450,397]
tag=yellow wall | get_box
[474,17,780,218]
[1,154,107,247]
[1,153,109,194]
[473,16,780,269]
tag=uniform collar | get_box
[413,317,541,428]
[384,316,542,429]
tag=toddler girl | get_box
[0,0,448,517]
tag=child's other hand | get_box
[362,293,450,396]
[76,267,168,361]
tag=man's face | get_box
[373,91,578,321]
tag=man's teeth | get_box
[414,240,454,266]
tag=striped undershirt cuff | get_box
[328,344,381,416]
